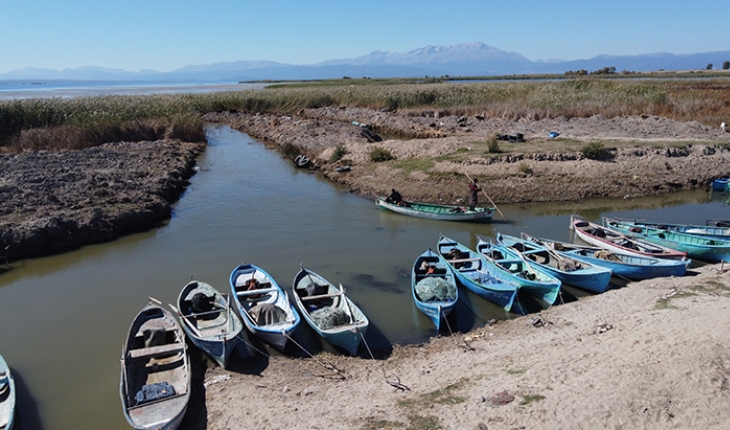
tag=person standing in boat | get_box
[468,178,480,211]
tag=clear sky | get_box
[1,0,727,74]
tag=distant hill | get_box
[2,42,729,83]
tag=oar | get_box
[169,303,205,339]
[465,173,506,221]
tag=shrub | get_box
[330,144,348,162]
[581,142,609,160]
[518,163,533,175]
[369,146,396,162]
[279,142,301,159]
[486,132,501,154]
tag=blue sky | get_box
[1,0,727,74]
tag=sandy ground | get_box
[181,109,730,430]
[194,262,730,430]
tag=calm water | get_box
[0,82,266,100]
[0,124,727,429]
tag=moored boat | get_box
[436,235,519,312]
[476,237,562,303]
[411,249,459,331]
[171,280,243,369]
[610,220,730,240]
[712,178,729,191]
[603,217,730,263]
[292,267,369,355]
[0,353,15,430]
[522,232,690,280]
[570,214,687,260]
[229,263,300,352]
[376,198,495,222]
[497,233,612,294]
[120,298,190,430]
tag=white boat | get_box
[0,353,15,430]
[171,280,243,368]
[120,299,190,430]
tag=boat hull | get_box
[437,235,518,312]
[229,264,300,352]
[0,353,15,430]
[376,198,495,222]
[412,249,459,330]
[292,268,369,356]
[604,218,730,263]
[176,281,243,368]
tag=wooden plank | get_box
[448,257,481,264]
[235,287,278,297]
[127,343,186,360]
[300,292,342,302]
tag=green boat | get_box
[376,198,495,222]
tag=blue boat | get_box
[437,235,519,312]
[229,263,301,352]
[292,266,369,356]
[612,220,730,241]
[497,233,613,294]
[475,237,562,304]
[522,233,690,281]
[604,217,730,264]
[411,249,459,331]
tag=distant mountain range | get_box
[2,42,729,83]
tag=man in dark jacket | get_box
[468,178,480,211]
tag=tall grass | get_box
[2,77,729,152]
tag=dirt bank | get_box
[0,140,205,263]
[205,108,730,204]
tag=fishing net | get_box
[467,271,499,286]
[415,277,457,301]
[310,307,350,329]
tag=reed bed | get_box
[1,77,729,152]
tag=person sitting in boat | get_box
[386,188,408,206]
[246,278,260,291]
[420,261,436,274]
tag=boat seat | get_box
[127,342,186,360]
[236,287,278,297]
[234,282,272,293]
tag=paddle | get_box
[169,303,205,339]
[465,173,506,221]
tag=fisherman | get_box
[468,178,481,211]
[386,188,404,204]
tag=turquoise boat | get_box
[497,233,612,294]
[229,263,301,352]
[411,249,459,331]
[522,233,690,281]
[376,198,495,222]
[437,235,519,312]
[292,266,369,356]
[0,353,15,430]
[612,220,730,240]
[172,280,243,369]
[603,217,730,263]
[476,237,563,304]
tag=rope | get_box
[358,329,375,361]
[441,308,454,336]
[282,331,345,377]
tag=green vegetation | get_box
[4,74,730,153]
[581,142,610,160]
[330,144,348,162]
[507,368,527,375]
[369,147,396,162]
[520,394,546,405]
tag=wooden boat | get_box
[603,217,730,263]
[229,263,300,352]
[521,232,690,281]
[0,353,15,430]
[497,233,612,294]
[411,249,459,330]
[292,266,369,355]
[120,299,190,430]
[570,214,687,260]
[171,280,243,369]
[376,198,495,222]
[609,220,730,240]
[436,235,519,312]
[476,238,562,303]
